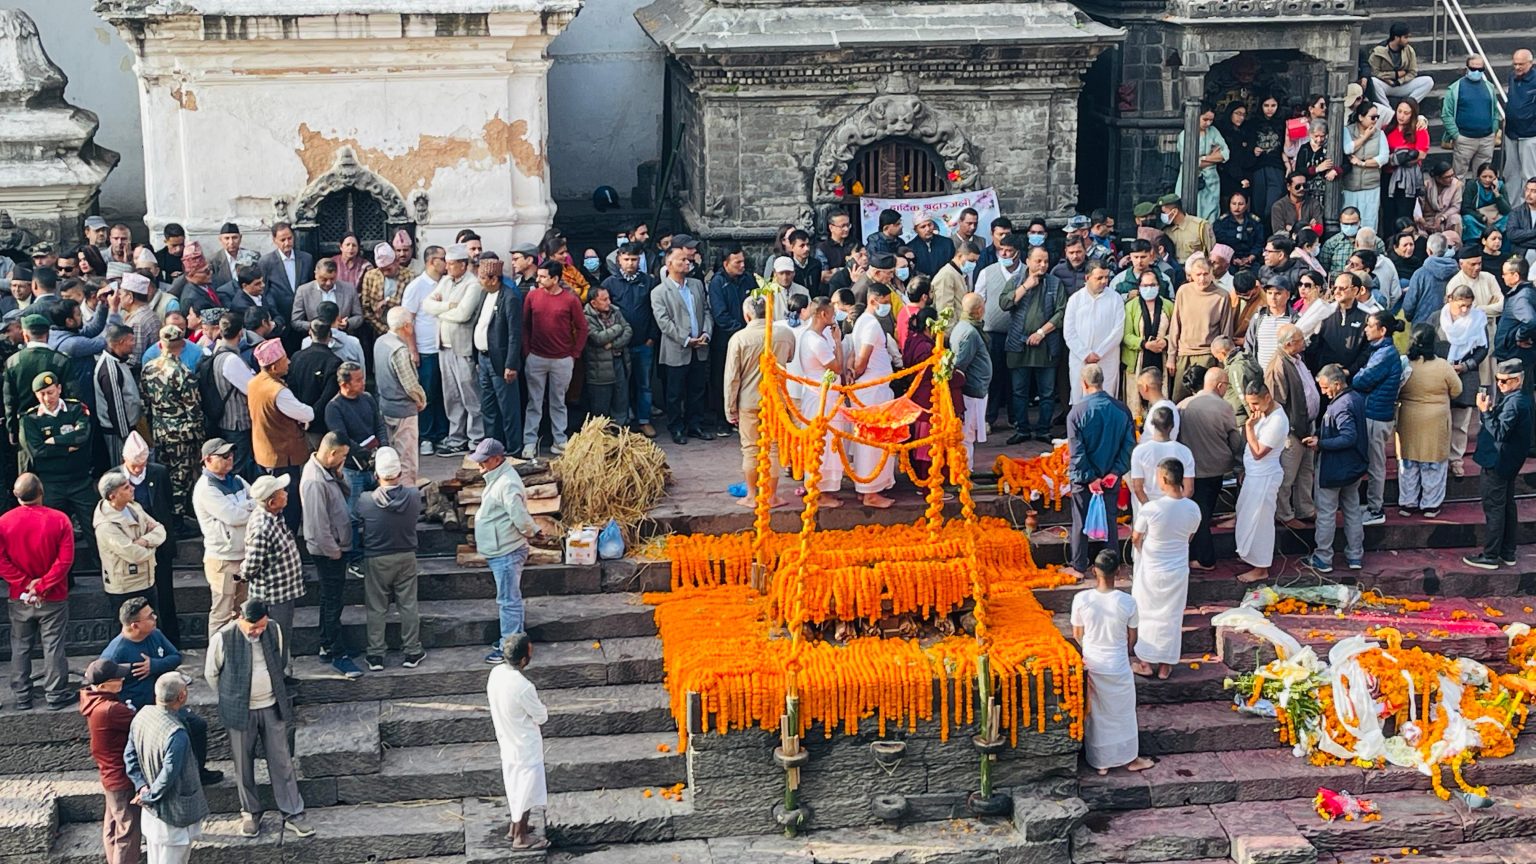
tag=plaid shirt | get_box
[239,507,305,604]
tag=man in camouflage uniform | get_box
[20,370,97,567]
[141,324,205,520]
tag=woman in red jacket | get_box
[1381,98,1430,234]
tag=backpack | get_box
[196,348,245,437]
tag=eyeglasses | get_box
[1289,183,1306,190]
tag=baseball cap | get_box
[1066,215,1091,231]
[84,215,108,230]
[201,438,235,459]
[250,473,291,503]
[469,438,507,463]
[671,233,700,250]
[375,446,402,479]
[83,659,132,686]
[773,256,795,273]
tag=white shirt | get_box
[301,331,364,367]
[282,253,297,293]
[1070,588,1138,671]
[474,291,499,353]
[1129,438,1195,505]
[273,382,315,424]
[402,272,441,354]
[1243,407,1290,478]
[851,312,892,381]
[220,348,254,394]
[1064,287,1125,364]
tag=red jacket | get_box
[80,689,136,791]
[0,504,74,602]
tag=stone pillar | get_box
[1324,64,1353,229]
[506,56,558,247]
[1179,86,1204,211]
[0,10,117,247]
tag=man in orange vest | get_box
[248,339,312,531]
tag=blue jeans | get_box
[628,343,654,427]
[418,353,448,444]
[476,354,523,451]
[342,466,369,563]
[1009,365,1055,436]
[487,546,530,642]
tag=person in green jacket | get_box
[20,370,97,565]
[1213,335,1260,427]
[1441,56,1502,180]
[1121,271,1174,418]
[2,315,74,447]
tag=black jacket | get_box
[1306,304,1369,375]
[480,285,523,375]
[228,290,289,342]
[287,344,342,434]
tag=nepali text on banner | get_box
[858,188,1001,243]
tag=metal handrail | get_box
[1431,0,1507,104]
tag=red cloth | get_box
[0,504,74,601]
[522,287,590,360]
[1384,125,1430,167]
[80,689,136,791]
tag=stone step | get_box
[377,682,673,747]
[544,785,693,847]
[287,592,656,655]
[47,799,465,863]
[1137,701,1280,757]
[291,638,662,705]
[1325,842,1521,864]
[1055,609,1220,659]
[1070,804,1232,863]
[333,732,685,803]
[172,522,467,565]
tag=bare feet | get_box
[1126,756,1156,772]
[1097,768,1109,776]
[1157,664,1172,680]
[512,837,550,850]
[861,493,895,509]
[1059,567,1087,582]
[769,495,795,508]
[1236,568,1269,584]
[1189,561,1215,572]
[819,495,842,509]
[1132,661,1154,677]
[736,496,755,508]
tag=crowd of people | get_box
[1,30,1535,850]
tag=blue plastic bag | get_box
[597,519,626,560]
[1083,491,1108,542]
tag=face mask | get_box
[615,236,628,248]
[998,254,1016,269]
[961,260,977,276]
[1159,212,1173,226]
[583,257,600,271]
[1027,234,1046,247]
[1139,283,1160,301]
[1443,246,1458,258]
[834,309,848,323]
[874,303,891,318]
[1467,69,1484,82]
[896,266,910,281]
[1341,224,1359,238]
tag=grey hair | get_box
[743,295,767,321]
[1317,363,1349,387]
[1081,362,1105,388]
[1448,284,1476,303]
[155,673,188,706]
[97,470,131,500]
[1308,119,1327,135]
[1426,233,1449,257]
[1211,335,1236,355]
[386,305,413,331]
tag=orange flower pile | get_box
[1359,591,1431,613]
[994,445,1069,510]
[645,578,1083,752]
[839,396,923,445]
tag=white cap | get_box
[375,446,401,479]
[446,244,471,262]
[773,256,795,273]
[913,209,936,226]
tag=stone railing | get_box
[1168,0,1356,17]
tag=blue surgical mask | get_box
[1467,69,1484,82]
[874,303,891,318]
[834,309,848,323]
[1139,283,1161,302]
[998,254,1016,269]
[1159,212,1173,226]
[896,266,910,281]
[961,260,977,276]
[583,257,600,271]
[1341,224,1360,238]
[615,236,628,248]
[1028,234,1046,247]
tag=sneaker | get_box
[1397,507,1416,518]
[1462,554,1501,571]
[1305,553,1334,574]
[1362,510,1386,526]
[318,647,334,664]
[284,814,315,838]
[484,647,505,665]
[438,441,468,456]
[200,768,224,785]
[1503,556,1519,568]
[365,655,385,672]
[13,699,30,712]
[520,444,538,461]
[346,562,365,579]
[715,426,733,438]
[551,441,567,455]
[331,656,364,680]
[419,440,435,456]
[240,812,260,837]
[1421,508,1441,519]
[402,652,426,669]
[1346,558,1363,571]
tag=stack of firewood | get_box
[438,458,567,567]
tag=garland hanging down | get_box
[1216,607,1529,801]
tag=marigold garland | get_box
[994,445,1069,511]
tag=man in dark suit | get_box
[473,253,523,449]
[208,222,245,287]
[288,320,344,444]
[229,264,289,343]
[120,431,182,645]
[173,241,234,315]
[291,259,364,336]
[257,221,310,337]
[1465,359,1536,570]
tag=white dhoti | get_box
[142,809,200,864]
[1131,496,1199,665]
[850,381,895,494]
[487,664,550,823]
[1235,471,1283,567]
[799,388,844,492]
[962,394,988,467]
[501,761,548,821]
[1082,664,1141,770]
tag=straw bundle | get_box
[551,417,670,538]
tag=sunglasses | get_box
[1290,184,1306,190]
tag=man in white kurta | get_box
[1236,382,1291,582]
[849,286,898,507]
[1131,460,1202,677]
[1127,405,1194,521]
[1064,262,1125,404]
[797,301,846,505]
[488,649,549,847]
[1071,550,1153,774]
